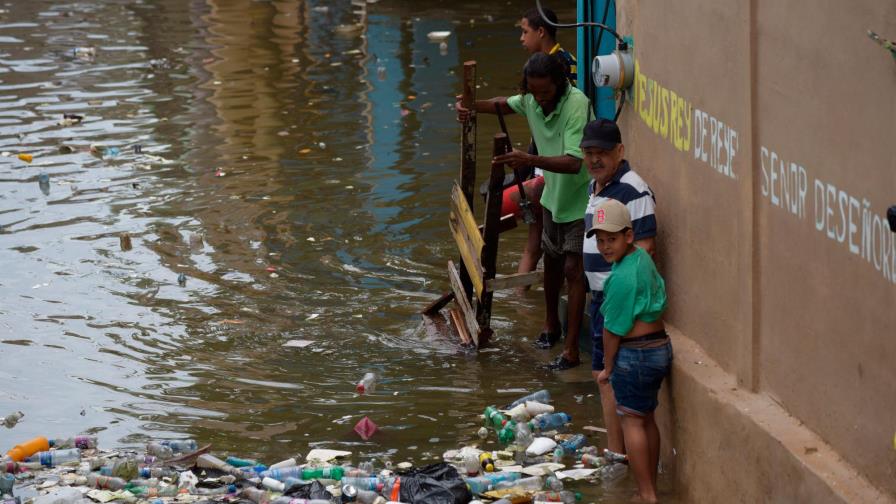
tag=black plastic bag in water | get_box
[399,463,472,504]
[283,480,333,500]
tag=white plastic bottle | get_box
[356,373,377,394]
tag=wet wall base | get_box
[658,327,892,503]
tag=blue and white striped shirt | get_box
[583,161,657,293]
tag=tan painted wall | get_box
[615,0,896,497]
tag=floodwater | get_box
[0,1,675,501]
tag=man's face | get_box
[584,144,625,186]
[519,19,542,53]
[526,76,558,112]
[595,228,634,264]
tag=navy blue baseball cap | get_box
[580,119,622,150]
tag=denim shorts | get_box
[589,292,605,371]
[610,341,673,416]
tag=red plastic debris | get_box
[353,416,378,441]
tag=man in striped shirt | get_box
[581,119,658,455]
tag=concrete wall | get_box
[614,0,896,499]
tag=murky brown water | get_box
[0,1,675,501]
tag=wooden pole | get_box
[476,133,509,346]
[458,61,478,304]
[460,61,477,206]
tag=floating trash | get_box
[119,233,132,252]
[37,173,50,195]
[58,114,83,127]
[427,31,452,41]
[17,153,32,163]
[2,411,23,429]
[353,416,378,441]
[1,388,623,504]
[72,46,96,61]
[177,273,187,286]
[282,339,314,348]
[89,144,119,158]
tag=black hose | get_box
[534,0,626,47]
[613,89,626,121]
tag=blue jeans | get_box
[610,341,673,416]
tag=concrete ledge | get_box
[660,326,893,503]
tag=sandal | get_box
[544,354,581,370]
[532,331,562,349]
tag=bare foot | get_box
[630,492,658,503]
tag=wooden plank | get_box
[460,61,477,206]
[449,211,484,298]
[448,260,480,346]
[448,308,473,346]
[451,183,484,253]
[421,291,454,316]
[486,271,545,292]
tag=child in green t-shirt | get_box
[587,198,672,504]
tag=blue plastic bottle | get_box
[558,434,586,454]
[532,412,572,432]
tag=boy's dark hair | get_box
[519,52,569,100]
[523,7,558,40]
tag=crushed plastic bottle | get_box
[532,490,577,503]
[269,457,298,469]
[464,472,521,495]
[37,173,50,195]
[225,456,259,467]
[86,474,127,490]
[160,440,197,453]
[2,412,23,429]
[27,448,80,467]
[356,372,377,394]
[494,475,542,491]
[545,473,564,491]
[482,406,506,432]
[301,465,345,480]
[558,434,586,455]
[50,436,97,450]
[599,462,627,481]
[581,454,609,468]
[507,390,550,409]
[72,47,96,61]
[514,421,534,447]
[138,467,178,479]
[0,473,14,496]
[462,451,479,476]
[532,412,571,432]
[603,448,628,464]
[145,443,173,459]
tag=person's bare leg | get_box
[645,411,660,489]
[543,252,563,335]
[562,253,585,363]
[517,219,543,275]
[621,414,657,503]
[593,374,625,453]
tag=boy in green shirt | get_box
[589,198,672,504]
